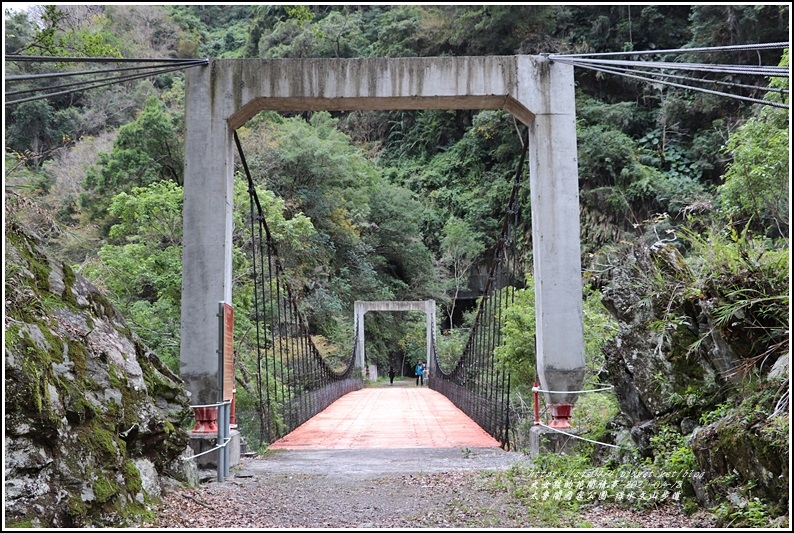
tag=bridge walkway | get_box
[268,380,500,450]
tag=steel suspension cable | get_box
[556,60,789,109]
[570,63,789,94]
[233,129,361,443]
[6,55,210,63]
[5,60,208,82]
[4,56,208,106]
[5,64,200,105]
[550,57,788,77]
[433,127,529,447]
[235,132,266,447]
[548,41,789,58]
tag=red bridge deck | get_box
[268,382,500,450]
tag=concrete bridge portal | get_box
[180,55,586,417]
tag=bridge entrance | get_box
[354,300,436,380]
[181,55,586,437]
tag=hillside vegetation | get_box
[4,4,789,527]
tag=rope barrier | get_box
[536,422,624,449]
[532,385,614,394]
[189,401,231,409]
[181,437,232,461]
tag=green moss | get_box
[118,501,155,526]
[20,354,45,413]
[61,261,78,306]
[42,328,65,364]
[91,427,119,462]
[67,494,88,519]
[5,325,22,349]
[67,340,89,375]
[5,519,36,528]
[93,477,118,504]
[122,460,142,494]
[15,237,51,293]
[106,367,141,429]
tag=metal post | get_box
[217,302,227,482]
[533,381,540,426]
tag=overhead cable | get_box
[550,57,788,78]
[5,64,201,105]
[560,60,788,109]
[4,56,208,106]
[5,55,209,64]
[549,42,789,109]
[570,63,789,95]
[549,41,790,58]
[6,60,208,82]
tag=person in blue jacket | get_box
[415,361,425,386]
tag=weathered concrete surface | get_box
[241,446,528,480]
[225,56,527,128]
[182,55,585,416]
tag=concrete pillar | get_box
[425,300,436,377]
[354,301,366,371]
[181,62,235,406]
[515,56,586,424]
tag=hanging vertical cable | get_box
[430,128,529,449]
[234,131,362,445]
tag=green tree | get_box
[370,5,422,57]
[718,51,789,239]
[77,181,184,369]
[495,276,618,392]
[81,96,183,236]
[85,96,182,192]
[438,216,485,328]
[4,7,36,55]
[364,181,437,299]
[5,100,66,161]
[16,5,121,58]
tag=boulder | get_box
[4,222,196,527]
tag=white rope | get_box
[190,400,232,409]
[181,437,232,461]
[537,422,623,449]
[532,385,614,394]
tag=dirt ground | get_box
[141,447,717,529]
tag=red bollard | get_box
[548,403,573,429]
[192,406,218,433]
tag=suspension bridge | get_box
[179,55,587,479]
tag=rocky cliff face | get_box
[4,221,196,527]
[597,242,789,518]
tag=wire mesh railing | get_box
[429,128,529,450]
[234,131,363,450]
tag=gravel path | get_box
[139,448,717,529]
